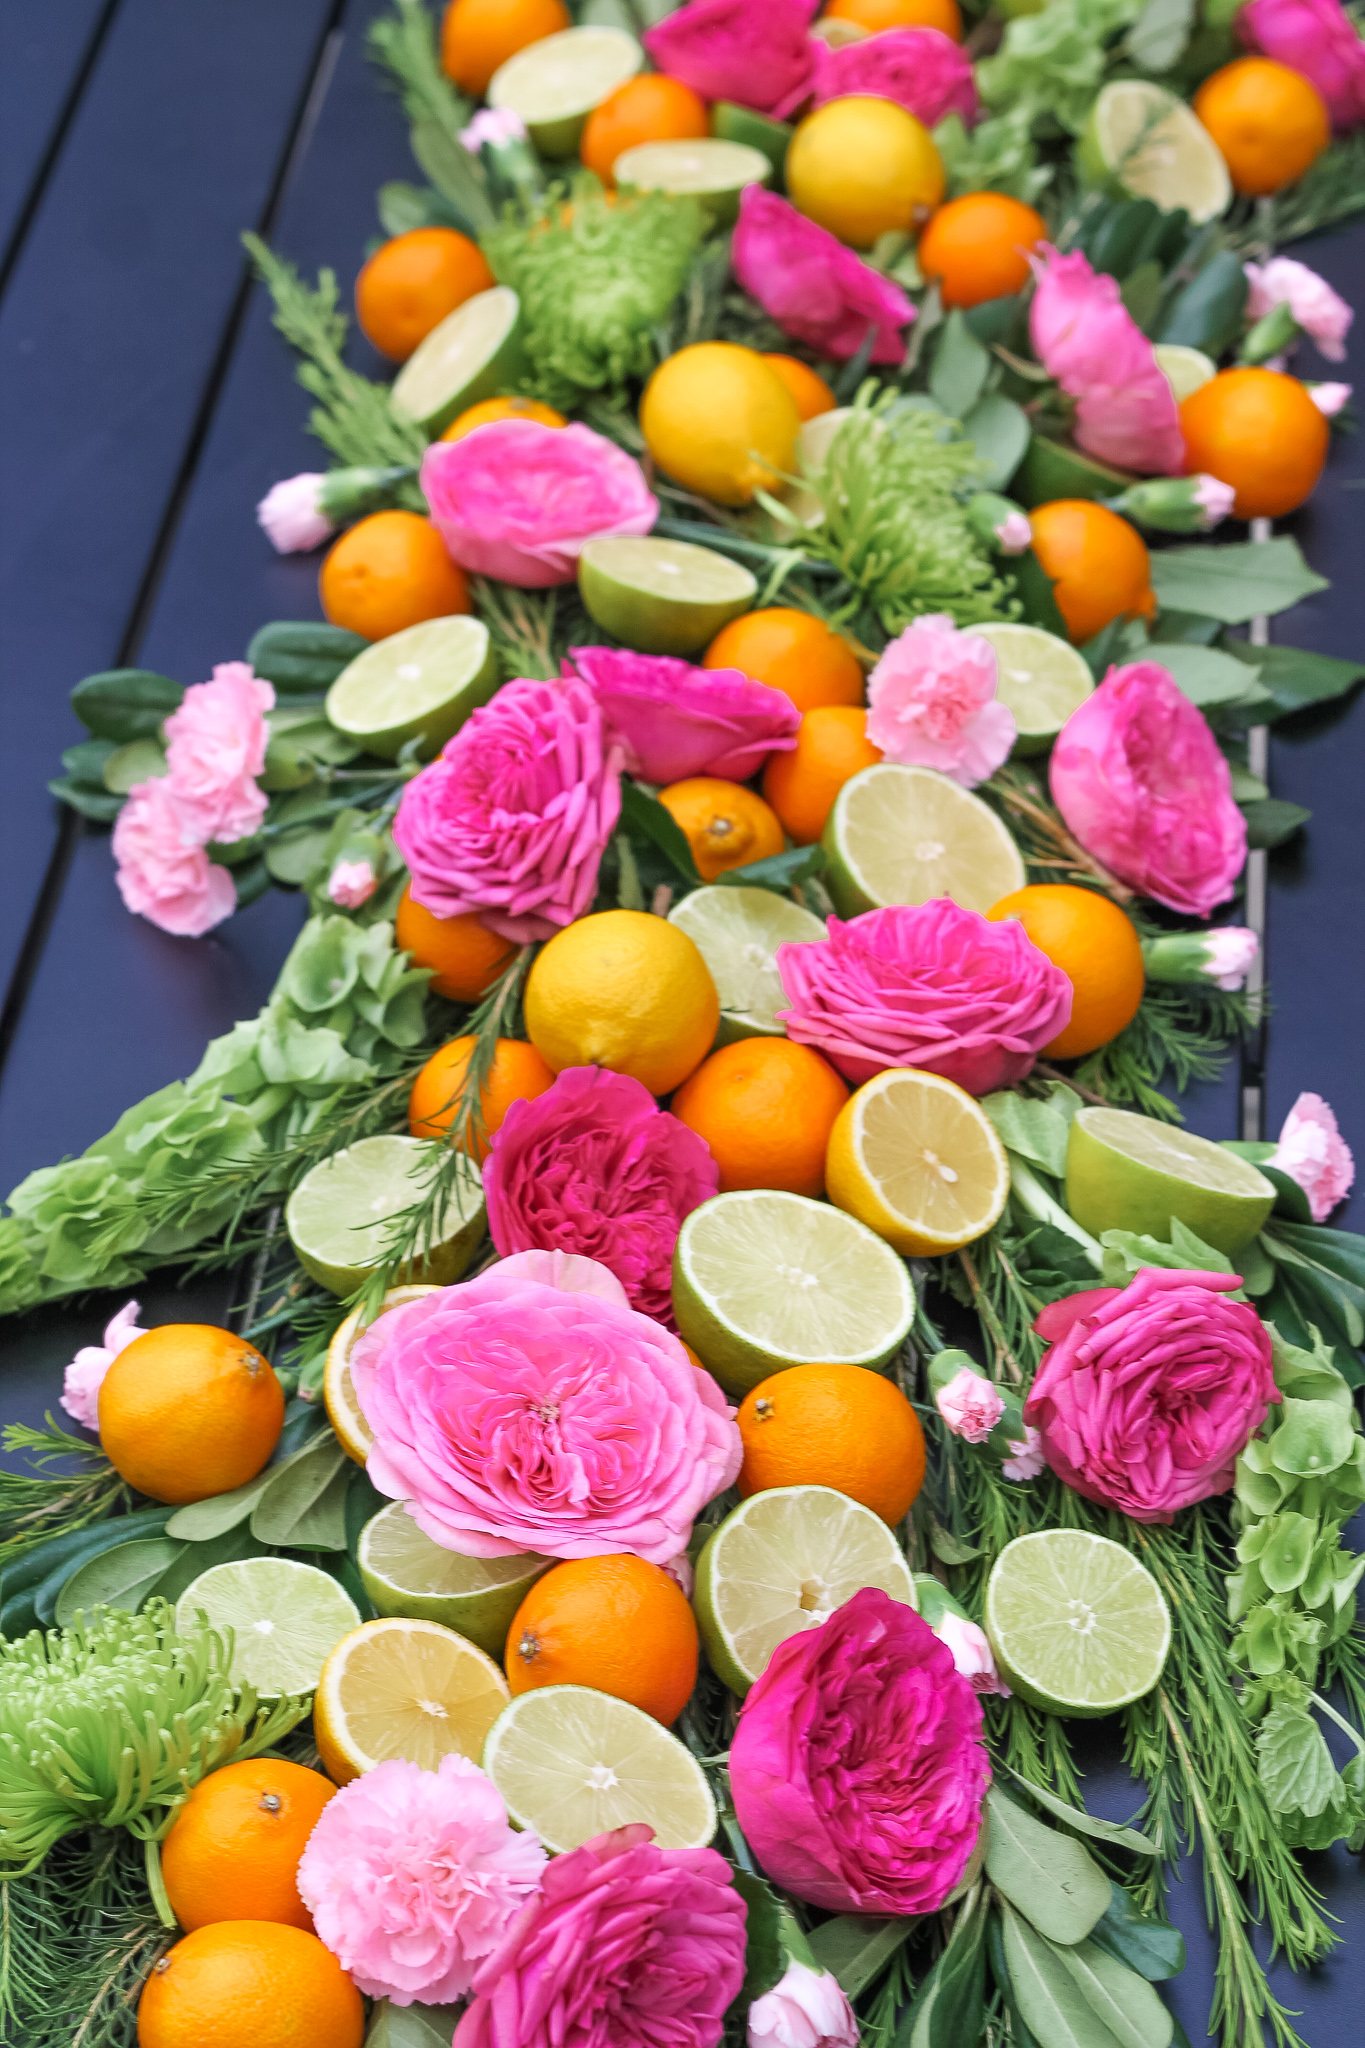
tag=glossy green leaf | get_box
[1153,644,1269,709]
[1011,550,1071,638]
[729,1873,788,2007]
[71,669,184,742]
[1149,538,1328,624]
[1242,799,1312,850]
[716,844,827,892]
[54,1538,185,1628]
[930,312,992,418]
[809,1912,916,1998]
[49,776,125,822]
[1087,1885,1186,1981]
[900,1884,987,2048]
[618,781,701,883]
[1055,1935,1175,2048]
[1156,249,1247,355]
[152,1522,267,1608]
[103,739,169,794]
[985,1788,1112,1945]
[1001,1902,1126,2048]
[246,620,369,695]
[252,1435,351,1549]
[983,1090,1076,1179]
[1005,1772,1160,1856]
[1249,643,1365,718]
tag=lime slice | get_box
[488,26,642,158]
[1079,81,1231,225]
[1013,434,1136,509]
[823,762,1025,919]
[326,616,499,761]
[810,17,870,47]
[673,1189,915,1397]
[314,1616,510,1785]
[578,536,757,656]
[1153,343,1217,405]
[974,623,1095,756]
[324,1285,437,1464]
[358,1503,550,1658]
[175,1557,359,1695]
[826,1069,1010,1256]
[1066,1105,1276,1255]
[985,1531,1171,1716]
[667,885,827,1042]
[695,1484,916,1695]
[390,285,525,436]
[285,1135,485,1297]
[614,137,772,225]
[710,103,792,183]
[482,1684,715,1853]
[776,405,873,527]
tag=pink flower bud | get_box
[256,473,335,553]
[663,1552,696,1602]
[933,1609,1011,1697]
[460,107,528,152]
[1244,257,1353,361]
[1202,926,1259,990]
[327,859,378,909]
[1002,1424,1046,1481]
[748,1958,860,2047]
[935,1365,1006,1444]
[1271,1092,1355,1221]
[1192,474,1238,528]
[1309,381,1352,416]
[62,1300,147,1429]
[996,511,1033,554]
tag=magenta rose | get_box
[393,678,622,942]
[1239,0,1365,128]
[1025,1267,1279,1523]
[777,900,1072,1092]
[1049,661,1247,918]
[810,28,979,128]
[484,1067,719,1326]
[564,643,798,783]
[644,0,820,120]
[732,187,915,365]
[1029,247,1184,475]
[730,1588,989,1914]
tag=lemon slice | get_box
[1080,81,1232,225]
[985,1531,1171,1717]
[694,1484,916,1695]
[826,1069,1010,1256]
[325,617,499,761]
[390,285,526,436]
[482,1684,715,1853]
[974,623,1095,756]
[613,137,771,225]
[578,535,757,655]
[175,1558,359,1696]
[1066,1106,1276,1255]
[314,1616,510,1786]
[285,1136,485,1298]
[1153,343,1217,405]
[488,26,642,158]
[357,1503,551,1659]
[667,885,827,1041]
[325,1285,438,1464]
[823,762,1025,918]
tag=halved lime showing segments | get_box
[614,137,771,225]
[673,1188,915,1397]
[285,1135,485,1297]
[358,1503,550,1659]
[1154,343,1217,404]
[823,762,1025,918]
[488,26,642,158]
[326,616,499,760]
[667,885,827,1042]
[985,1531,1171,1716]
[175,1557,359,1695]
[1079,81,1231,225]
[1012,434,1136,509]
[390,286,525,435]
[578,535,756,655]
[695,1485,916,1695]
[710,103,792,183]
[974,622,1094,756]
[1066,1105,1276,1255]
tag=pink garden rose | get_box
[297,1754,546,2006]
[748,1959,859,2048]
[1025,1268,1279,1523]
[112,777,236,937]
[866,614,1015,786]
[484,1067,719,1327]
[421,422,657,587]
[810,27,979,127]
[61,1300,146,1428]
[1049,661,1247,917]
[162,661,273,845]
[1244,257,1353,361]
[732,187,915,365]
[935,1363,1006,1443]
[645,0,820,120]
[351,1263,740,1563]
[1239,0,1365,128]
[394,678,622,942]
[731,1588,989,1914]
[565,643,799,783]
[1271,1091,1355,1221]
[1030,247,1185,474]
[777,901,1072,1092]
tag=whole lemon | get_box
[786,96,945,248]
[525,909,720,1094]
[640,342,800,507]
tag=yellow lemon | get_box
[525,909,719,1094]
[786,96,945,248]
[825,1067,1009,1255]
[639,341,801,507]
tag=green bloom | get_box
[978,0,1143,136]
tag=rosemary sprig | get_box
[0,1422,129,1567]
[366,0,469,143]
[984,765,1135,900]
[1077,982,1258,1122]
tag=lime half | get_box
[974,623,1094,755]
[985,1531,1171,1716]
[1080,81,1231,225]
[358,1503,550,1659]
[1066,1105,1275,1255]
[326,616,499,760]
[1153,343,1217,405]
[614,137,771,225]
[667,885,827,1041]
[176,1557,359,1695]
[488,26,642,157]
[391,286,525,435]
[578,535,756,655]
[285,1135,485,1297]
[823,762,1025,918]
[710,103,792,182]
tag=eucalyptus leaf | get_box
[1055,1936,1175,2048]
[364,2000,462,2047]
[54,1538,185,1628]
[808,1913,916,1997]
[252,1436,351,1548]
[1149,539,1328,624]
[1001,1902,1126,2048]
[1005,1772,1160,1856]
[1126,0,1195,71]
[961,393,1031,490]
[985,1788,1112,1945]
[166,1470,274,1540]
[1087,1886,1186,1981]
[930,311,991,418]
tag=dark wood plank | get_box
[0,0,115,276]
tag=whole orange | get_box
[581,73,709,185]
[440,0,570,96]
[672,1040,850,1197]
[1179,368,1329,520]
[917,192,1046,309]
[658,778,786,881]
[354,228,495,362]
[1026,500,1155,646]
[319,511,470,642]
[161,1761,335,1934]
[137,1922,363,2048]
[824,0,962,38]
[395,886,518,1000]
[737,1363,926,1525]
[705,608,864,715]
[99,1328,283,1506]
[440,395,567,441]
[762,706,881,844]
[506,1554,699,1725]
[986,884,1144,1058]
[409,1035,555,1159]
[1194,57,1329,196]
[762,354,838,422]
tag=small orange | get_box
[737,1363,926,1525]
[319,510,470,642]
[917,192,1046,309]
[762,354,838,422]
[672,1040,850,1197]
[1179,367,1329,520]
[824,0,962,39]
[1025,500,1155,647]
[658,778,786,881]
[98,1327,283,1506]
[440,0,570,97]
[705,608,865,715]
[506,1555,699,1725]
[1194,57,1330,197]
[409,1035,555,1159]
[354,228,495,362]
[440,394,568,441]
[986,884,1145,1058]
[137,1922,363,2048]
[580,73,709,185]
[161,1761,335,1935]
[395,886,518,1000]
[762,706,881,844]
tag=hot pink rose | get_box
[730,1588,989,1914]
[777,901,1072,1092]
[351,1265,741,1563]
[62,1300,146,1428]
[1271,1091,1355,1221]
[421,422,657,588]
[393,678,622,942]
[810,27,979,127]
[731,187,915,365]
[1244,256,1354,361]
[935,1363,1006,1443]
[484,1067,719,1327]
[162,661,273,845]
[866,614,1015,787]
[112,777,236,938]
[565,643,799,783]
[1239,0,1365,129]
[1025,1268,1279,1523]
[644,0,820,120]
[1030,247,1185,474]
[1049,661,1247,917]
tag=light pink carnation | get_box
[461,107,527,152]
[256,473,334,552]
[1239,0,1365,129]
[748,1959,859,2048]
[934,1610,1010,1698]
[996,510,1032,553]
[810,27,979,127]
[1030,247,1185,474]
[61,1300,146,1429]
[1002,1424,1046,1481]
[327,858,377,908]
[644,0,820,120]
[1193,474,1238,526]
[1271,1092,1355,1221]
[1050,661,1247,917]
[1309,381,1353,415]
[162,661,272,845]
[935,1364,1006,1443]
[351,1265,741,1563]
[1203,927,1259,990]
[565,643,799,783]
[732,186,915,365]
[1245,257,1353,360]
[393,678,623,942]
[866,614,1015,787]
[112,777,236,937]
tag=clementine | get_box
[137,1922,363,2048]
[1179,367,1329,520]
[506,1554,699,1725]
[762,705,881,844]
[394,887,519,1000]
[824,0,962,39]
[671,1039,850,1198]
[917,191,1047,309]
[986,884,1145,1058]
[354,228,495,362]
[705,607,865,715]
[439,394,567,441]
[580,73,709,185]
[658,778,786,880]
[319,510,471,642]
[1194,57,1330,196]
[98,1327,283,1506]
[1025,500,1155,646]
[440,0,570,97]
[737,1363,926,1525]
[762,354,839,422]
[160,1761,335,1934]
[408,1035,556,1159]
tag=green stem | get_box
[142,1837,176,1932]
[1007,1156,1104,1267]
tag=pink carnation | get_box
[162,661,273,845]
[351,1264,741,1563]
[61,1300,146,1429]
[1271,1091,1355,1221]
[935,1363,1005,1443]
[327,858,377,908]
[644,0,820,120]
[393,678,623,942]
[1049,661,1247,917]
[934,1610,1010,1698]
[565,643,799,783]
[730,1588,989,1914]
[421,422,657,588]
[484,1067,720,1328]
[1244,256,1353,361]
[1030,247,1185,474]
[731,186,915,365]
[112,777,236,937]
[1239,0,1365,129]
[810,27,979,127]
[297,1755,546,2006]
[256,473,334,552]
[748,1959,859,2048]
[1002,1424,1046,1481]
[777,901,1072,1093]
[866,614,1015,787]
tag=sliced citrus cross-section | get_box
[389,285,526,435]
[325,615,499,760]
[973,623,1095,756]
[985,1530,1172,1717]
[357,1502,551,1659]
[285,1136,485,1297]
[175,1557,360,1696]
[1080,80,1232,224]
[324,1285,437,1465]
[314,1616,511,1786]
[823,762,1025,917]
[1065,1104,1276,1254]
[488,25,643,157]
[826,1068,1010,1256]
[613,137,771,224]
[578,535,757,655]
[667,885,827,1042]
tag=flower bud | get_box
[1308,381,1352,417]
[460,106,541,204]
[967,492,1032,554]
[1109,474,1236,533]
[1142,926,1258,990]
[748,1955,859,2047]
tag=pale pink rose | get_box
[1002,1424,1046,1481]
[748,1958,859,2048]
[933,1610,1010,1698]
[866,614,1015,787]
[256,473,334,552]
[1271,1092,1355,1221]
[1029,247,1185,474]
[663,1551,696,1601]
[1244,257,1354,361]
[810,27,979,127]
[461,107,527,152]
[644,0,820,120]
[112,777,237,937]
[61,1300,146,1428]
[162,662,273,845]
[935,1364,1005,1443]
[1309,381,1353,415]
[327,858,377,908]
[731,186,915,365]
[493,1248,630,1307]
[565,643,798,782]
[1204,927,1260,990]
[1239,0,1365,129]
[420,421,657,587]
[1193,475,1238,526]
[996,510,1032,553]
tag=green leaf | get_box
[102,738,168,793]
[1241,798,1311,850]
[1257,1511,1318,1594]
[1005,1772,1160,1856]
[1257,1701,1337,1817]
[1156,249,1248,355]
[618,780,701,882]
[364,2001,462,2048]
[1149,538,1329,624]
[1270,1397,1356,1477]
[1011,549,1071,638]
[267,826,335,885]
[1054,1936,1175,2048]
[716,844,827,892]
[1248,643,1365,719]
[71,668,184,742]
[1087,1886,1186,1981]
[152,1522,267,1608]
[54,1538,185,1628]
[728,1872,788,2007]
[808,1912,917,1998]
[246,621,369,694]
[983,1090,1076,1178]
[985,1787,1112,1945]
[1153,643,1269,709]
[166,1470,274,1540]
[1118,260,1163,334]
[376,180,464,237]
[1001,1901,1126,2048]
[48,776,125,822]
[251,1435,351,1549]
[62,738,119,786]
[409,118,496,235]
[1126,0,1195,72]
[930,311,991,419]
[900,1884,987,2048]
[962,394,1031,491]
